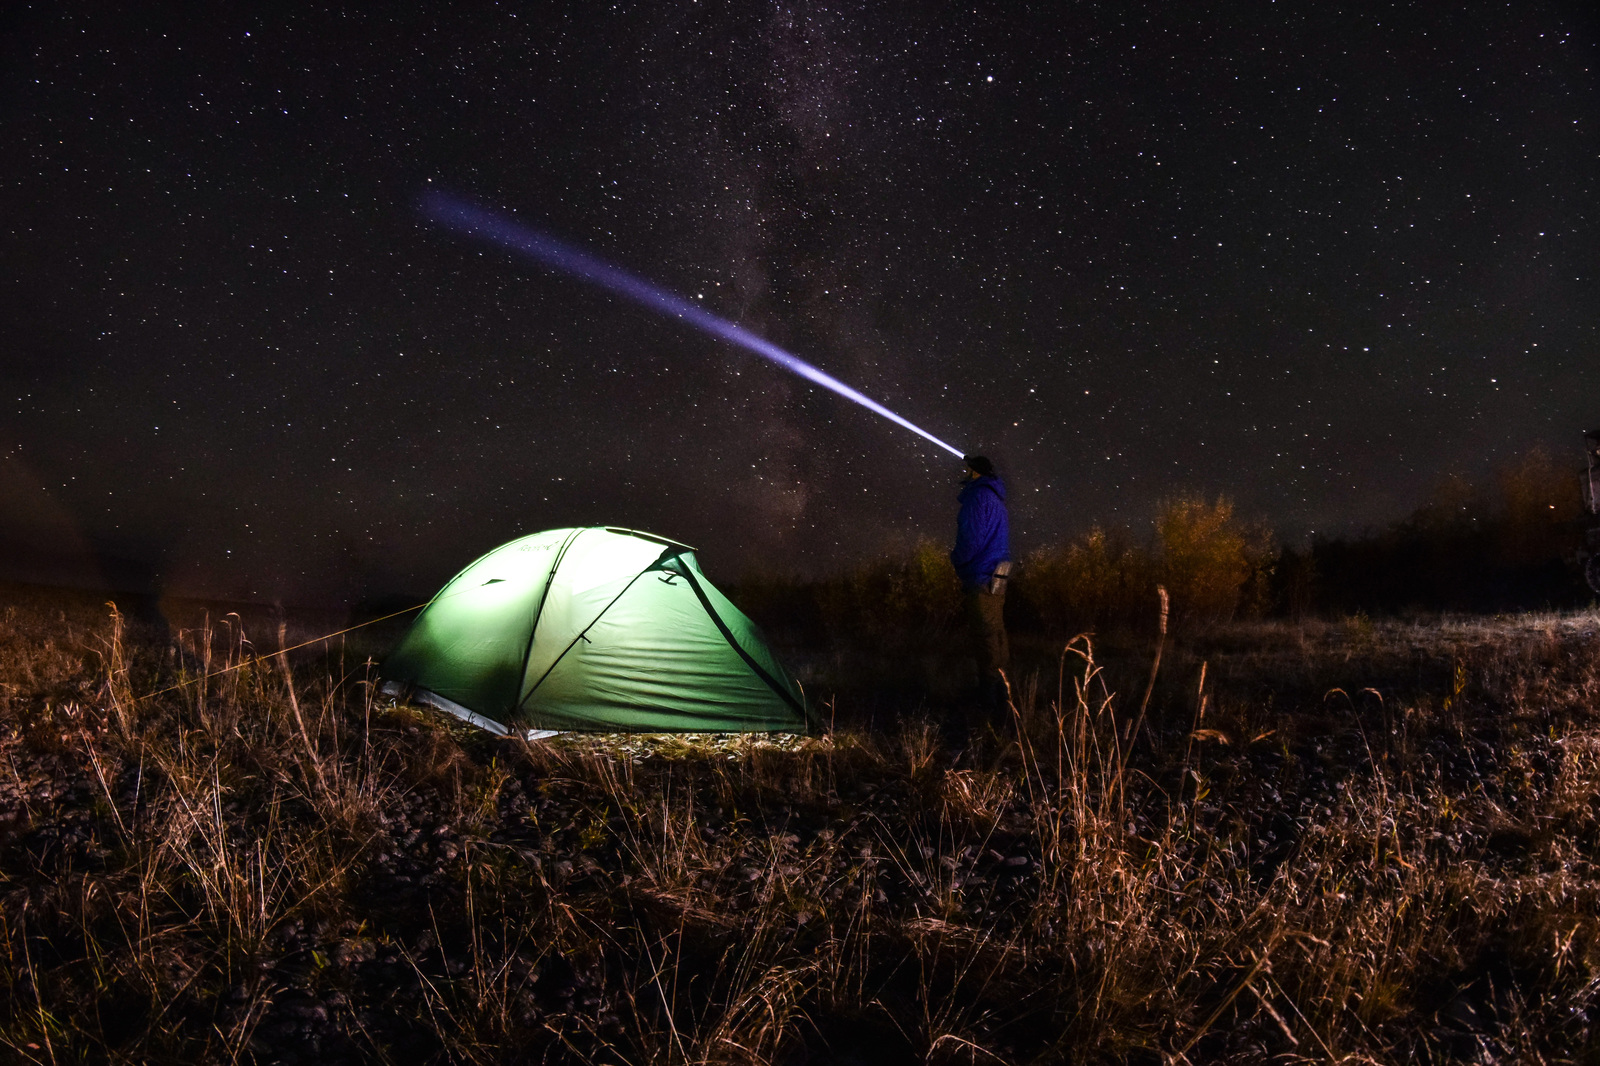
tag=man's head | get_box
[963,455,995,479]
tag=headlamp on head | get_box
[963,455,995,478]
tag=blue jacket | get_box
[951,474,1010,590]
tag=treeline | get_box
[1295,446,1590,616]
[735,447,1592,642]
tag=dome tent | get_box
[379,527,817,736]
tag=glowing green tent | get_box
[379,527,816,736]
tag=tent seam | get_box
[511,527,587,717]
[515,552,667,713]
[673,556,818,733]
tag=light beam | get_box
[421,191,966,459]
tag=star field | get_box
[0,2,1594,601]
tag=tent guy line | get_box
[420,190,967,460]
[126,554,535,703]
[129,599,431,703]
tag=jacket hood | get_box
[960,474,1006,502]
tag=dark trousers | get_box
[963,586,1009,696]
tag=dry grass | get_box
[2,585,1599,1063]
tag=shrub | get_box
[758,538,964,647]
[1020,525,1152,633]
[1019,496,1272,634]
[1155,495,1275,625]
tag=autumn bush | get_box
[816,537,965,642]
[1018,495,1274,635]
[1020,524,1150,634]
[1155,495,1276,623]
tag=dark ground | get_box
[3,581,1600,1062]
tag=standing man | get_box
[951,455,1011,708]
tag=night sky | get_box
[2,3,1595,603]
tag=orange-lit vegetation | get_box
[1021,495,1276,633]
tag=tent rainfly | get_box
[378,527,817,736]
